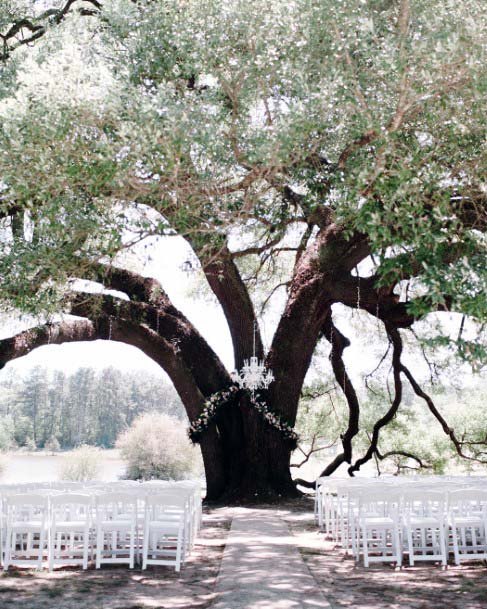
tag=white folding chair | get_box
[3,494,49,570]
[402,489,447,566]
[142,492,189,572]
[448,488,487,565]
[356,490,402,567]
[94,493,137,569]
[172,482,202,551]
[49,494,93,570]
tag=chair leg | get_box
[452,525,460,565]
[142,525,149,570]
[407,527,415,566]
[439,525,447,566]
[129,527,135,569]
[48,528,54,572]
[38,529,46,570]
[175,528,183,572]
[111,531,117,559]
[96,528,102,569]
[362,523,369,568]
[394,524,402,567]
[3,530,11,571]
[83,527,89,570]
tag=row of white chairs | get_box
[0,480,202,572]
[316,476,487,567]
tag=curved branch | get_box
[400,363,487,464]
[376,449,432,471]
[0,314,228,497]
[292,312,361,488]
[69,290,230,394]
[0,319,97,368]
[349,325,404,474]
[320,313,360,474]
[1,0,102,61]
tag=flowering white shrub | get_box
[59,445,102,481]
[117,413,202,480]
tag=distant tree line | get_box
[0,366,184,450]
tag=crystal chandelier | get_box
[231,322,274,392]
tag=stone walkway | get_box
[211,508,332,609]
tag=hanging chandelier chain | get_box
[231,318,274,392]
[253,319,257,357]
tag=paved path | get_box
[211,509,332,609]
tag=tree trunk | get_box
[205,393,299,502]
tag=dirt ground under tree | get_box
[1,499,486,609]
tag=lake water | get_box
[0,450,126,484]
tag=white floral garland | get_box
[188,384,298,446]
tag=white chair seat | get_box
[452,515,484,526]
[98,519,135,529]
[148,520,181,531]
[11,521,47,531]
[408,516,441,527]
[362,516,394,526]
[53,520,89,530]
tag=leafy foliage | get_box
[0,365,184,449]
[116,412,202,480]
[59,444,102,481]
[296,377,487,476]
[0,1,485,324]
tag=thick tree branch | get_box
[293,312,361,488]
[320,313,360,471]
[0,319,97,368]
[349,325,404,474]
[200,245,264,369]
[69,290,230,395]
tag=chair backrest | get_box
[95,492,137,522]
[402,489,446,517]
[357,490,401,517]
[50,493,93,523]
[448,488,487,515]
[145,492,189,521]
[5,494,49,524]
[49,481,84,492]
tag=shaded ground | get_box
[1,500,487,609]
[280,498,487,609]
[0,507,230,609]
